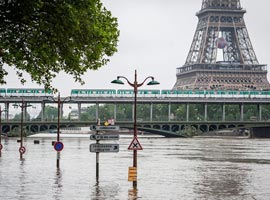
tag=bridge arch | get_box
[30,125,39,133]
[209,124,217,131]
[199,125,208,132]
[153,124,161,129]
[162,125,170,131]
[172,125,179,132]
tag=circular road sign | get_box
[54,141,64,152]
[0,144,3,150]
[19,146,26,154]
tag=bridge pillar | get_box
[78,103,82,120]
[250,127,270,138]
[240,103,244,122]
[168,103,171,122]
[5,102,9,121]
[41,102,45,121]
[186,103,189,122]
[150,103,153,122]
[204,103,207,121]
[258,104,262,121]
[96,103,99,121]
[114,104,117,120]
[222,103,225,121]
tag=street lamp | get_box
[111,69,159,188]
[0,106,7,157]
[46,93,71,168]
[13,100,33,160]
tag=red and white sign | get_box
[128,137,143,150]
[19,146,26,154]
[54,141,64,152]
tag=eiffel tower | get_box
[173,0,270,90]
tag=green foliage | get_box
[225,104,240,121]
[207,104,222,121]
[36,106,58,120]
[12,112,31,121]
[116,104,132,121]
[152,104,169,121]
[177,126,200,137]
[80,105,97,121]
[0,0,119,90]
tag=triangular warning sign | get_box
[128,136,143,150]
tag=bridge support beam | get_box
[168,103,171,122]
[258,104,262,121]
[150,103,153,122]
[240,104,244,122]
[78,103,82,120]
[5,102,9,121]
[41,102,45,121]
[186,103,189,122]
[250,127,270,138]
[204,103,207,121]
[222,103,225,121]
[96,103,99,121]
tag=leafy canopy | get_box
[0,0,119,90]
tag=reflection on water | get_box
[0,136,270,199]
[91,181,121,200]
[128,188,138,200]
[53,169,63,200]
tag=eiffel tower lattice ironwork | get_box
[173,0,270,90]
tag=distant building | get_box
[173,0,270,91]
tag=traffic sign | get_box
[54,141,64,152]
[19,146,26,154]
[128,167,137,182]
[0,144,3,150]
[93,126,120,131]
[128,137,143,150]
[90,143,119,153]
[90,134,119,141]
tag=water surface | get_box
[0,136,270,200]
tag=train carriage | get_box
[6,88,53,97]
[117,89,134,97]
[137,90,160,97]
[71,89,116,97]
[261,91,270,98]
[0,88,6,97]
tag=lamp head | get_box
[111,79,124,85]
[13,103,19,108]
[147,79,160,85]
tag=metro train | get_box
[1,88,270,99]
[70,89,270,99]
[0,88,53,97]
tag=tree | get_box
[36,106,58,121]
[0,0,119,90]
[12,112,31,121]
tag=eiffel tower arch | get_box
[173,0,270,91]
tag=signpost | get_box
[128,137,143,150]
[90,144,119,153]
[90,122,120,181]
[92,125,120,131]
[54,141,64,152]
[19,146,26,154]
[90,134,119,141]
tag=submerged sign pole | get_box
[89,121,120,181]
[96,119,100,181]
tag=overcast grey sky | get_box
[4,0,270,96]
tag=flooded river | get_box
[0,135,270,200]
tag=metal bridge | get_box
[1,96,270,136]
